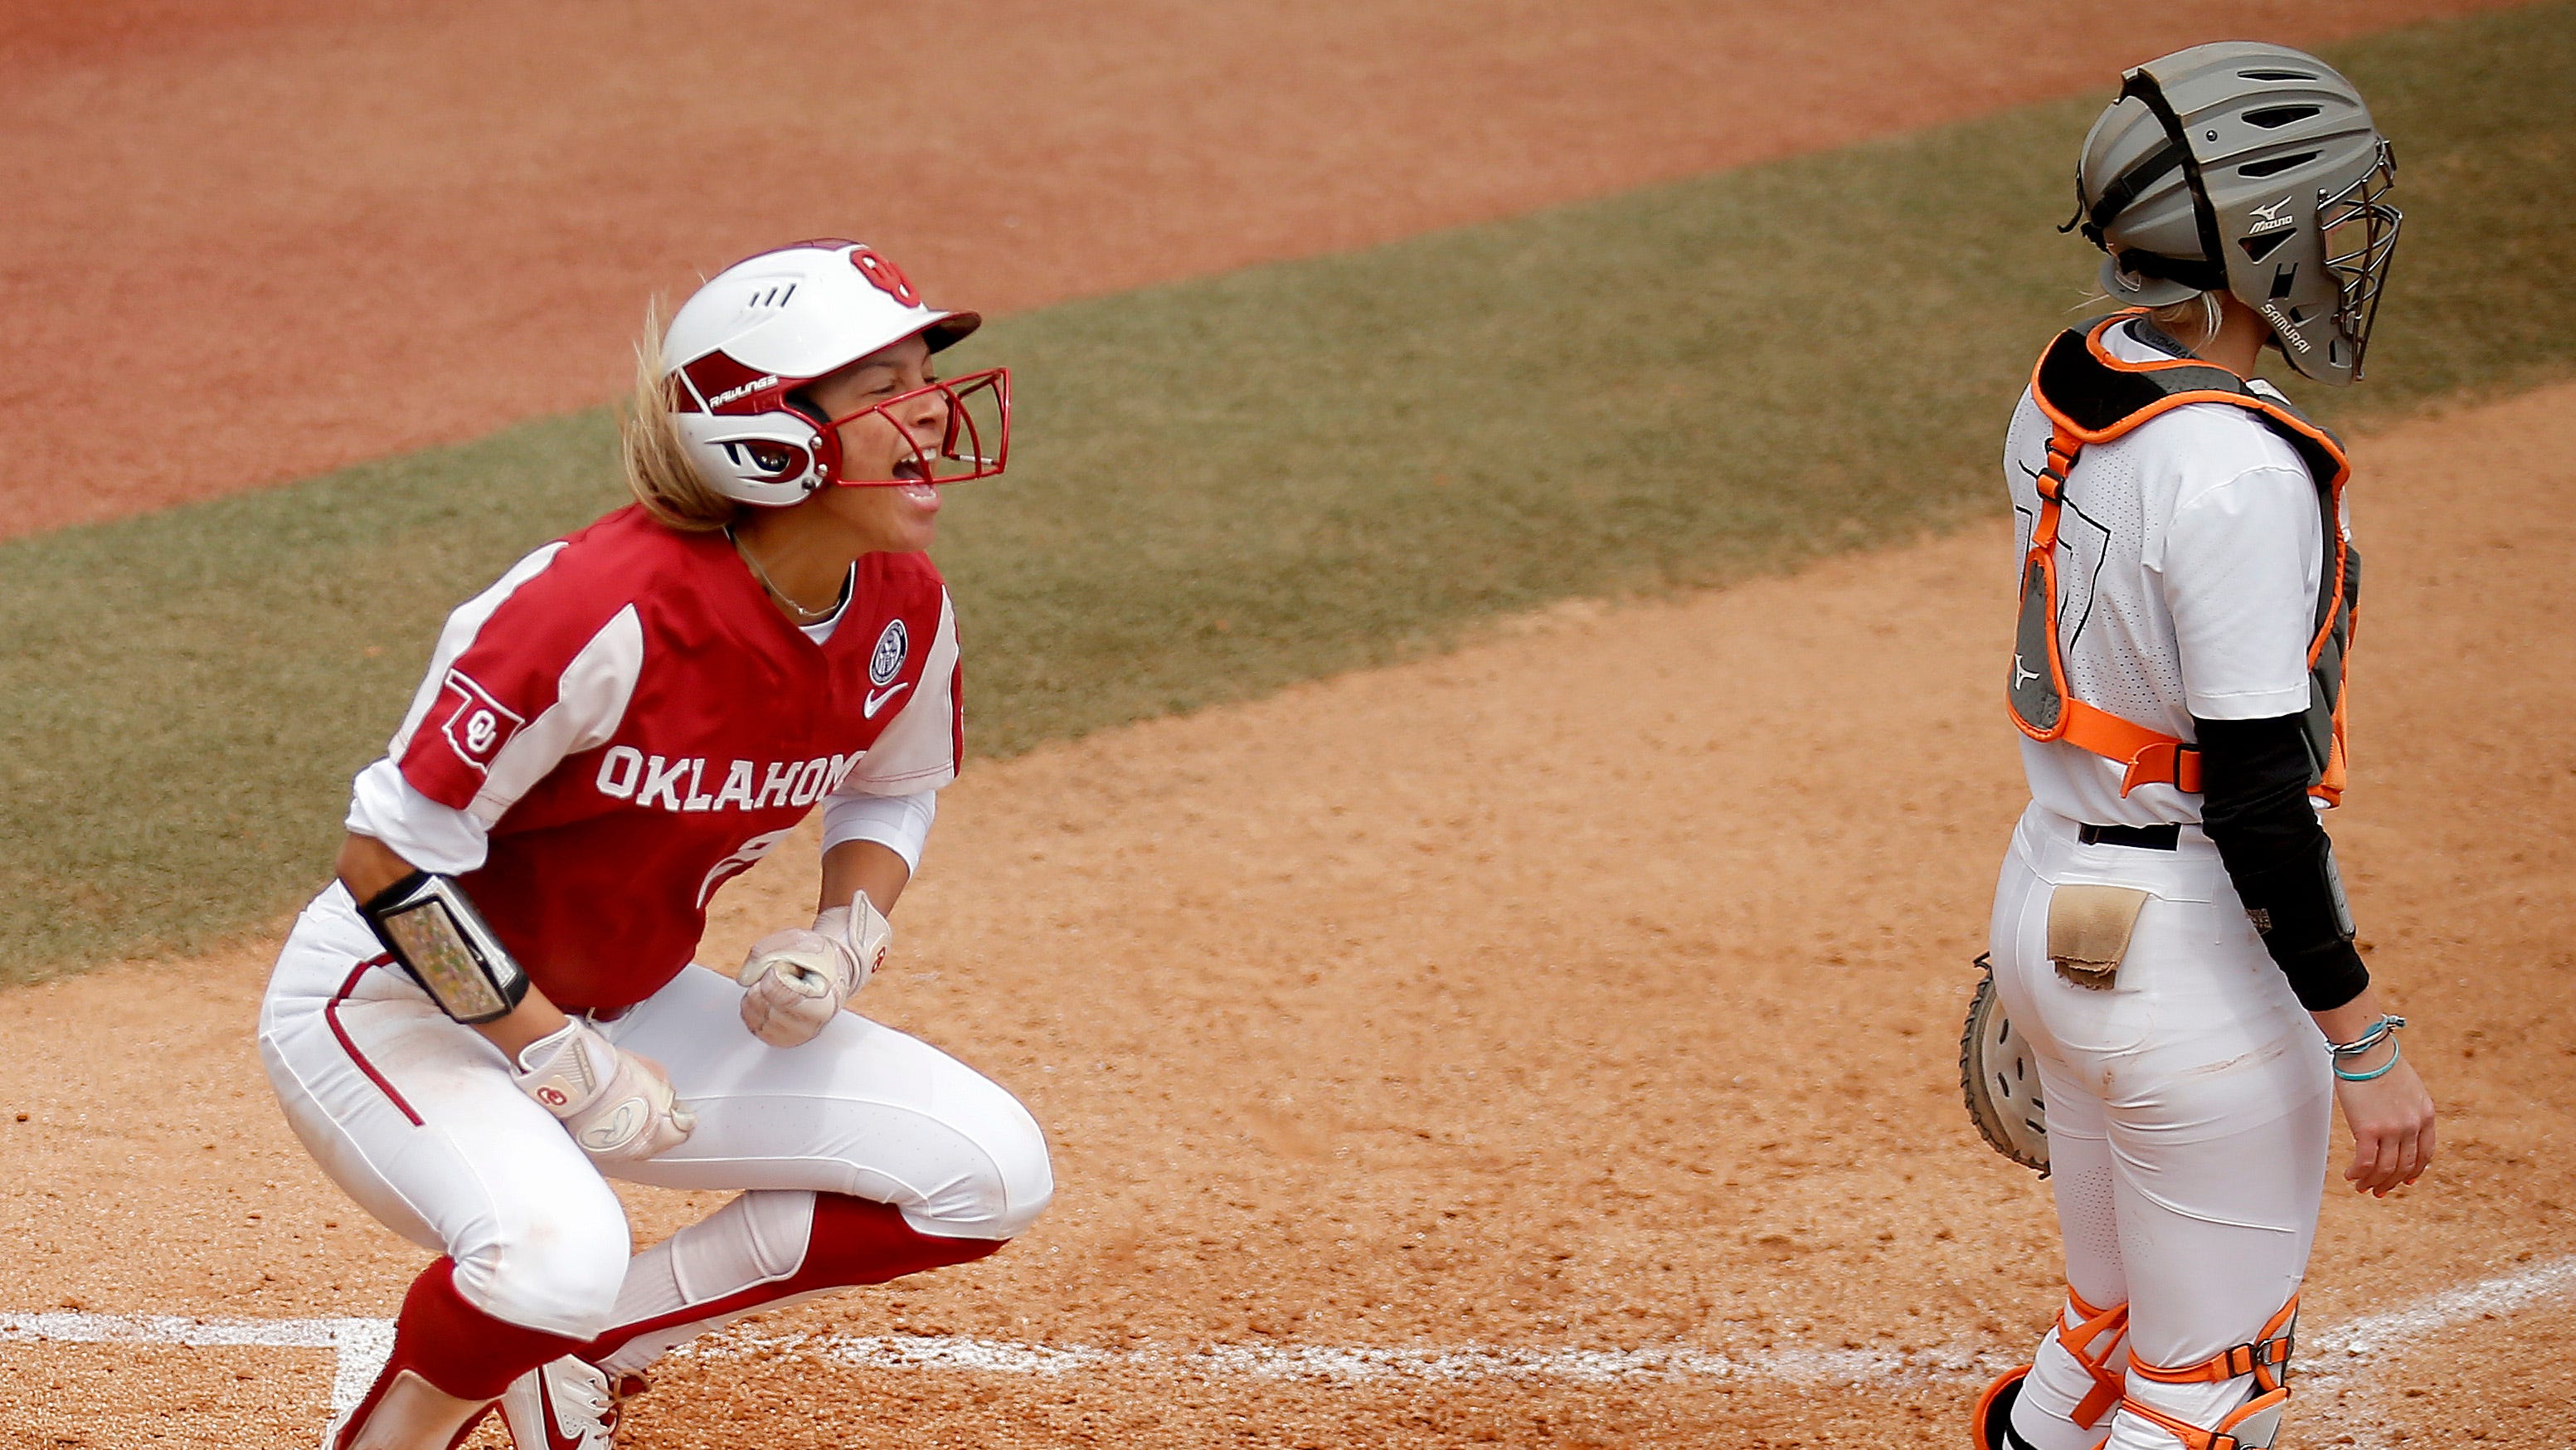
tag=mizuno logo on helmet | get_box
[2246,196,2297,235]
[705,375,780,409]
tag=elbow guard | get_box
[2222,833,2367,1010]
[359,871,532,1024]
[2196,713,2369,1012]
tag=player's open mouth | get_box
[888,461,939,508]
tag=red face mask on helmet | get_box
[660,241,1010,507]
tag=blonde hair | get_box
[620,299,741,533]
[2147,290,2225,351]
[2073,286,2223,352]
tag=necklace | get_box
[725,526,845,625]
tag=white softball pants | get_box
[1987,804,2332,1450]
[257,884,1053,1341]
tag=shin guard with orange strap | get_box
[2119,1297,2298,1450]
[2058,1289,2133,1430]
[1973,1290,2130,1450]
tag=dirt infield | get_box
[5,379,2570,1447]
[0,0,2524,538]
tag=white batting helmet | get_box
[661,240,1002,506]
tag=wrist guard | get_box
[359,870,531,1024]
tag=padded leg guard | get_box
[1992,1288,2128,1450]
[2121,1296,2297,1450]
[2130,1297,2296,1397]
[2057,1291,2131,1430]
[2122,1386,2288,1450]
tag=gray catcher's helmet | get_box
[2068,41,2400,385]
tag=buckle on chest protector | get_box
[2122,737,2203,795]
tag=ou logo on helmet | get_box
[849,247,920,307]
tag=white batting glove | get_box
[736,892,892,1049]
[512,1020,695,1163]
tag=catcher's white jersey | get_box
[2002,321,2346,830]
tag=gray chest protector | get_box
[2007,311,2360,801]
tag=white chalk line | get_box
[2285,1249,2576,1447]
[2302,1251,2576,1372]
[5,1253,2569,1418]
[668,1330,2015,1388]
[0,1311,394,1412]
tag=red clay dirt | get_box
[0,0,2525,538]
[7,5,2570,1448]
[3,382,2572,1447]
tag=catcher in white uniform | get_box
[258,241,1049,1449]
[1961,44,2436,1450]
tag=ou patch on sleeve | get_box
[431,669,527,776]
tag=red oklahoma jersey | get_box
[382,505,961,1012]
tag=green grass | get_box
[3,3,2570,980]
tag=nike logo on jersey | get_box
[863,683,911,718]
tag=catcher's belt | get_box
[2007,310,2358,803]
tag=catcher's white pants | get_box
[257,885,1052,1340]
[1987,804,2331,1450]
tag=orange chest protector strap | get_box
[2006,312,2358,800]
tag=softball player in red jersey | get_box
[258,241,1048,1450]
[1971,45,2435,1450]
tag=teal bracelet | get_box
[2326,1014,2407,1058]
[2335,1039,2403,1083]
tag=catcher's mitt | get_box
[1960,953,2049,1175]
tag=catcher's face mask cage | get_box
[2316,139,2401,380]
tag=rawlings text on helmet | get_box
[705,374,781,410]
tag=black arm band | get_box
[358,870,532,1024]
[2196,713,2368,1011]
